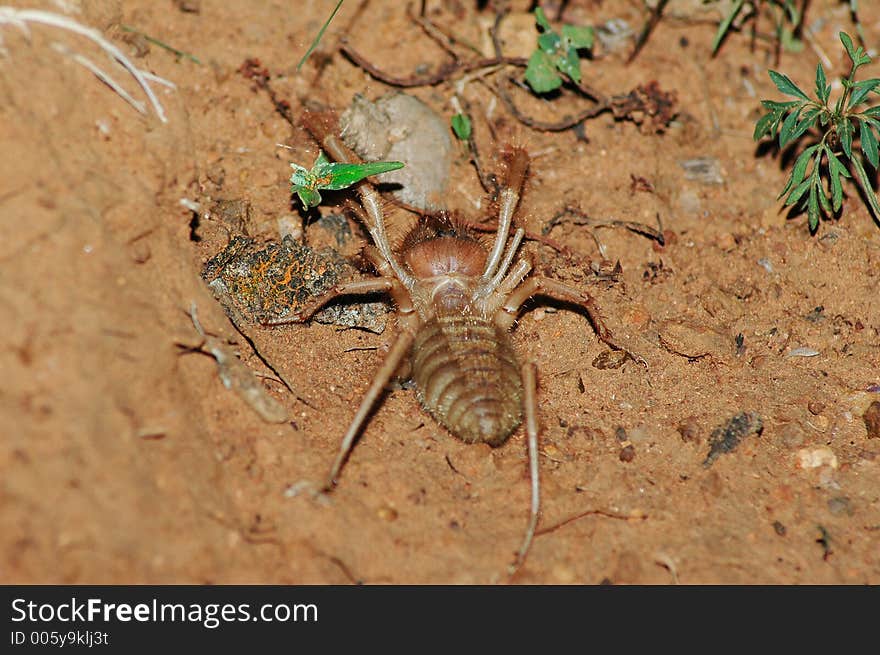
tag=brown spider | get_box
[271,111,641,572]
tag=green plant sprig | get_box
[712,0,804,56]
[290,153,403,209]
[524,7,594,94]
[754,32,880,232]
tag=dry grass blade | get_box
[0,7,174,122]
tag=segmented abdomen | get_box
[411,314,523,447]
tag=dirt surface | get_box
[2,0,879,584]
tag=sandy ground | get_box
[1,0,878,584]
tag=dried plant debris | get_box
[180,304,288,423]
[704,412,763,467]
[202,236,388,333]
[340,93,451,211]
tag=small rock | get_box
[377,505,399,522]
[679,157,725,185]
[779,423,805,448]
[677,416,700,443]
[827,496,853,516]
[795,446,838,469]
[772,521,786,536]
[863,401,880,439]
[340,93,451,211]
[716,232,736,251]
[808,400,826,415]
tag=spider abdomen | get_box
[411,313,523,447]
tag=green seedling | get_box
[290,152,403,209]
[754,32,880,232]
[525,7,594,94]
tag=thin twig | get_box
[341,39,526,87]
[627,0,670,64]
[494,75,609,131]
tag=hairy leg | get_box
[499,277,647,367]
[509,361,540,575]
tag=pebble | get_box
[677,416,700,443]
[716,232,737,251]
[779,423,805,448]
[795,446,838,469]
[808,401,826,415]
[827,496,853,516]
[679,157,725,185]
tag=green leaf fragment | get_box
[779,105,805,148]
[711,0,745,54]
[451,113,472,141]
[815,63,829,104]
[534,6,552,32]
[525,49,562,93]
[319,161,404,190]
[859,119,879,168]
[848,78,880,108]
[561,24,594,50]
[807,184,820,231]
[556,47,582,83]
[780,144,819,198]
[838,118,855,159]
[785,176,812,207]
[538,31,561,54]
[296,187,322,209]
[769,70,811,101]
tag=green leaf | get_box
[711,0,745,54]
[451,113,472,141]
[790,106,821,143]
[555,46,582,83]
[538,31,561,54]
[779,105,805,148]
[817,181,833,214]
[534,6,552,32]
[561,24,594,50]
[815,62,829,104]
[753,111,777,141]
[320,161,404,190]
[785,176,812,206]
[807,184,820,231]
[838,117,855,159]
[780,144,819,197]
[840,31,870,68]
[825,146,850,212]
[860,119,879,168]
[769,70,811,101]
[525,49,562,93]
[848,78,880,108]
[296,187,322,209]
[862,105,880,118]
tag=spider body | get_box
[275,111,639,571]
